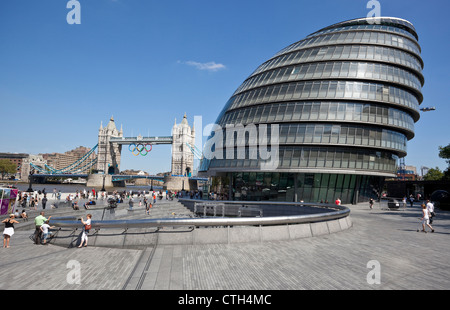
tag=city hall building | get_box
[199,17,424,204]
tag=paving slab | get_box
[0,202,449,290]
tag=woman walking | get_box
[418,203,434,233]
[78,214,92,248]
[2,214,20,248]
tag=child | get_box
[418,203,434,233]
[40,220,55,245]
[146,202,152,215]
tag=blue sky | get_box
[1,0,449,175]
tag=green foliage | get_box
[423,167,444,181]
[438,143,450,180]
[438,143,450,164]
[0,159,17,179]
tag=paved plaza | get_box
[0,199,449,291]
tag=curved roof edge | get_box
[310,17,418,41]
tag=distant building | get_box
[21,155,47,181]
[41,146,97,174]
[171,114,195,176]
[0,153,28,178]
[397,165,418,181]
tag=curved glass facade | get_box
[200,17,424,204]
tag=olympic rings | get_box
[129,143,152,156]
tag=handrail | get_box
[49,201,350,230]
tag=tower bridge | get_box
[95,115,194,177]
[28,115,203,191]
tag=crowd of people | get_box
[1,186,441,248]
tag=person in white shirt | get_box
[419,203,434,233]
[426,200,435,224]
[78,214,92,248]
[40,220,55,245]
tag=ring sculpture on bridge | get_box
[129,143,152,156]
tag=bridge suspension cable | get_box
[186,143,202,159]
[31,144,99,175]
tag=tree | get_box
[439,143,450,164]
[423,167,444,181]
[439,143,450,180]
[0,159,17,179]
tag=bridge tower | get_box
[96,116,123,174]
[171,113,195,176]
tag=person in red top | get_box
[335,198,341,205]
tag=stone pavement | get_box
[0,200,449,290]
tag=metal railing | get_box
[49,200,350,230]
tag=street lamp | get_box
[26,167,35,192]
[101,174,106,192]
[420,107,436,112]
[101,163,109,192]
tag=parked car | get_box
[387,198,401,209]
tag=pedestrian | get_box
[73,201,79,210]
[146,201,152,215]
[426,200,435,224]
[128,197,134,210]
[30,197,36,210]
[369,198,374,209]
[2,214,20,248]
[40,220,55,245]
[418,203,434,233]
[78,214,92,248]
[335,198,341,205]
[409,195,414,207]
[42,195,48,210]
[34,211,52,244]
[21,209,28,221]
[21,195,27,208]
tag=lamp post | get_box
[26,168,35,192]
[101,173,106,192]
[101,163,110,192]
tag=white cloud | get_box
[179,60,226,72]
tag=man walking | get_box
[42,195,48,210]
[426,200,435,224]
